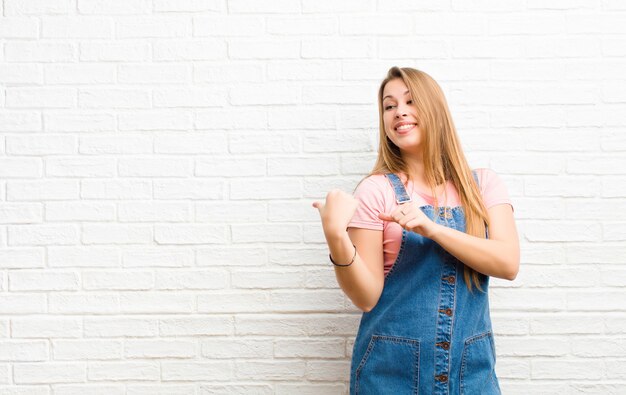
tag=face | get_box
[381,78,422,155]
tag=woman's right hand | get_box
[312,189,360,240]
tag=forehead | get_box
[382,78,409,99]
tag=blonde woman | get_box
[313,67,519,394]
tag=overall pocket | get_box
[354,335,420,395]
[460,331,501,395]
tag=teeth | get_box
[396,124,415,131]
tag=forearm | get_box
[428,224,519,280]
[325,232,383,312]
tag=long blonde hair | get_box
[372,66,489,292]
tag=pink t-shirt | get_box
[347,168,513,275]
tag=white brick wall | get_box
[0,1,624,394]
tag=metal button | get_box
[445,308,453,316]
[435,374,448,382]
[437,341,450,350]
[447,276,455,284]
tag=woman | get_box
[313,67,519,394]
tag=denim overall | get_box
[349,173,501,395]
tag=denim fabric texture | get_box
[349,172,501,395]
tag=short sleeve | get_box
[348,176,386,231]
[476,168,514,211]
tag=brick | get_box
[154,179,224,200]
[8,225,78,246]
[0,63,42,83]
[48,246,120,268]
[268,16,336,35]
[195,201,266,223]
[127,385,196,395]
[79,134,152,155]
[9,271,79,291]
[81,179,152,200]
[232,224,301,243]
[4,0,74,15]
[231,269,306,289]
[303,176,361,199]
[153,87,226,108]
[268,108,336,129]
[0,248,44,269]
[4,42,76,62]
[11,317,81,338]
[6,135,75,156]
[78,0,151,14]
[118,64,189,84]
[201,338,272,359]
[153,39,227,61]
[0,111,41,132]
[568,155,626,175]
[0,341,48,361]
[118,158,193,177]
[118,110,193,131]
[268,60,340,81]
[42,17,112,38]
[82,224,152,244]
[88,362,159,381]
[162,361,233,381]
[196,157,266,177]
[193,16,264,37]
[521,221,600,242]
[274,338,345,358]
[229,40,300,60]
[302,130,374,153]
[44,112,115,132]
[195,108,266,129]
[269,246,327,266]
[525,176,598,197]
[571,337,626,357]
[49,294,119,314]
[155,224,227,244]
[154,0,222,12]
[378,38,447,59]
[6,88,75,109]
[229,132,300,154]
[340,15,412,35]
[276,384,346,395]
[124,340,196,359]
[490,288,566,311]
[79,89,151,109]
[302,0,374,13]
[303,38,373,59]
[497,336,569,357]
[53,340,122,360]
[267,201,318,223]
[228,0,300,13]
[118,202,191,222]
[123,248,193,268]
[230,178,302,200]
[198,292,271,313]
[194,63,264,83]
[306,360,351,381]
[116,17,190,38]
[84,318,158,338]
[14,363,86,384]
[45,157,116,177]
[200,385,273,395]
[531,359,604,380]
[196,247,267,266]
[0,203,42,224]
[119,292,194,313]
[154,133,227,154]
[45,64,116,84]
[155,269,228,290]
[82,271,154,290]
[235,360,305,380]
[52,385,124,395]
[80,42,151,61]
[159,317,233,336]
[567,291,625,311]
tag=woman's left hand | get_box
[378,202,438,238]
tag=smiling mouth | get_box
[395,123,416,131]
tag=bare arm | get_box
[380,203,519,281]
[428,204,519,280]
[313,190,385,312]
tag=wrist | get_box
[425,222,444,240]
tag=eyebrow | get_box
[382,90,410,101]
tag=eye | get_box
[384,104,396,111]
[406,100,413,105]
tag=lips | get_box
[394,122,417,133]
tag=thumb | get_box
[312,201,325,211]
[378,212,394,221]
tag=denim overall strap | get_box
[385,173,411,204]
